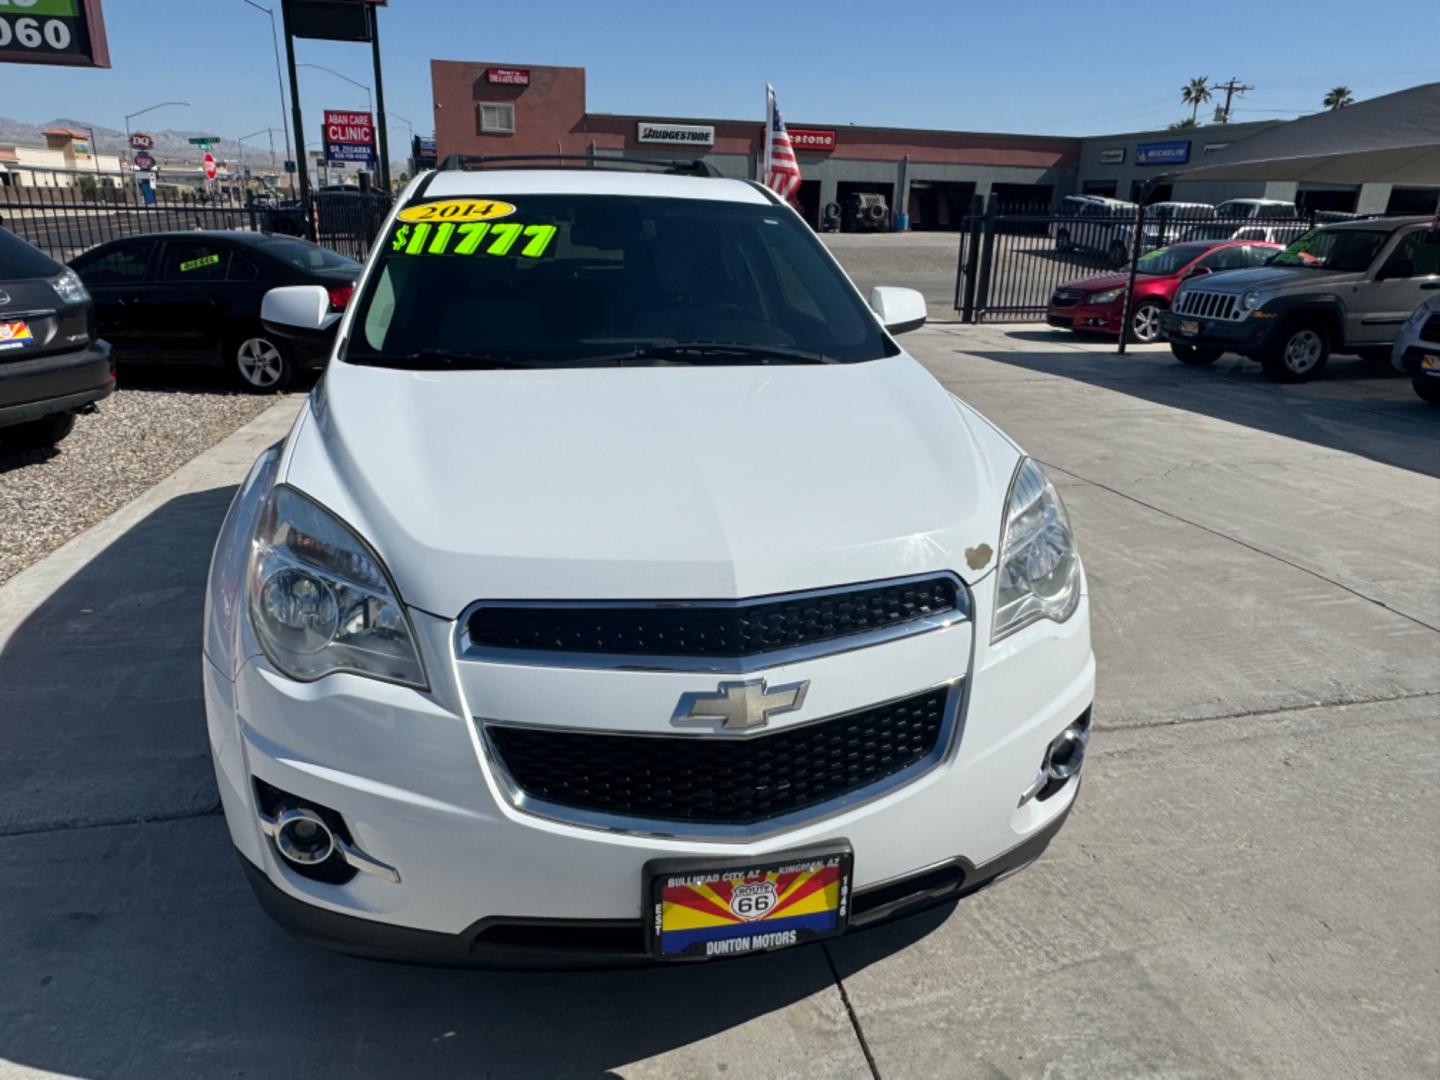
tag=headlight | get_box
[50,268,89,304]
[1241,289,1262,311]
[1089,288,1124,304]
[992,458,1081,642]
[248,485,427,688]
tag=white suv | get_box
[205,159,1094,965]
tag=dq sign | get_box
[323,109,376,165]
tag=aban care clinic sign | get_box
[323,109,376,165]
[636,122,715,147]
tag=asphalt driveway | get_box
[1,327,1436,1079]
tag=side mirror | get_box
[869,286,927,335]
[261,284,337,339]
[1185,265,1213,279]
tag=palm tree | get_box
[1323,85,1354,110]
[1181,77,1212,123]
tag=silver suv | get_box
[1159,217,1440,381]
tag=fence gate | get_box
[954,194,1319,323]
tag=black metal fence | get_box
[954,196,1324,322]
[0,168,392,265]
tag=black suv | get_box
[0,228,113,449]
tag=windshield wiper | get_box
[579,342,840,366]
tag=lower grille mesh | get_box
[486,686,952,826]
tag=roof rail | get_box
[436,153,722,178]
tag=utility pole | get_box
[1214,78,1254,124]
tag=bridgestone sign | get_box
[636,122,715,147]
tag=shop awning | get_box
[1175,82,1440,185]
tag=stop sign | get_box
[203,152,216,181]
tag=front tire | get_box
[1170,342,1222,365]
[231,331,293,392]
[1262,321,1330,383]
[1413,376,1440,406]
[2,411,76,450]
[1128,300,1163,344]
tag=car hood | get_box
[1180,265,1351,294]
[1059,273,1129,293]
[283,354,1020,615]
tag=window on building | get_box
[1386,187,1440,215]
[479,103,515,134]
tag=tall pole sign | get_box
[0,0,109,67]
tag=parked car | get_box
[1391,295,1440,405]
[1178,222,1308,246]
[1052,194,1139,266]
[1047,239,1281,343]
[1160,216,1440,381]
[207,164,1094,965]
[69,231,360,391]
[1212,198,1298,221]
[0,227,112,450]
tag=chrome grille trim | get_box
[1177,289,1244,321]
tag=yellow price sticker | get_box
[396,198,517,223]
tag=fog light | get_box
[1018,714,1091,807]
[274,807,336,866]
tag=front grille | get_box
[1176,290,1240,320]
[1051,291,1081,308]
[1420,313,1440,345]
[485,685,952,826]
[464,575,963,662]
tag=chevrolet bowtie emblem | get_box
[672,678,809,731]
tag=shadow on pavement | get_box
[0,487,945,1078]
[966,337,1440,479]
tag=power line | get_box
[1213,78,1254,123]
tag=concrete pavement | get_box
[1,327,1436,1079]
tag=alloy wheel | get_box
[1284,329,1323,374]
[237,337,285,389]
[1131,303,1161,343]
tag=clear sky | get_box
[2,0,1436,152]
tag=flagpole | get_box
[762,84,774,186]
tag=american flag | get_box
[763,84,802,202]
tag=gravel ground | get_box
[0,373,284,584]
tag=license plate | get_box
[1422,354,1440,372]
[1179,320,1199,336]
[645,844,853,961]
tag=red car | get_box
[1046,239,1281,344]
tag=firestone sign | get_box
[486,67,529,86]
[636,122,715,147]
[788,128,836,152]
[323,109,376,165]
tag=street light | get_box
[239,0,295,190]
[124,100,191,154]
[298,63,373,116]
[386,110,414,152]
[237,127,278,187]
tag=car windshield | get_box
[1270,228,1389,271]
[259,237,360,273]
[346,193,898,368]
[1134,244,1210,276]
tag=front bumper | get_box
[237,794,1077,968]
[1048,302,1123,335]
[0,339,113,426]
[1159,309,1275,352]
[1392,341,1440,379]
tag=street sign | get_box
[283,159,296,173]
[0,0,110,68]
[203,152,216,181]
[189,136,220,150]
[133,150,155,170]
[323,109,376,166]
[129,132,153,151]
